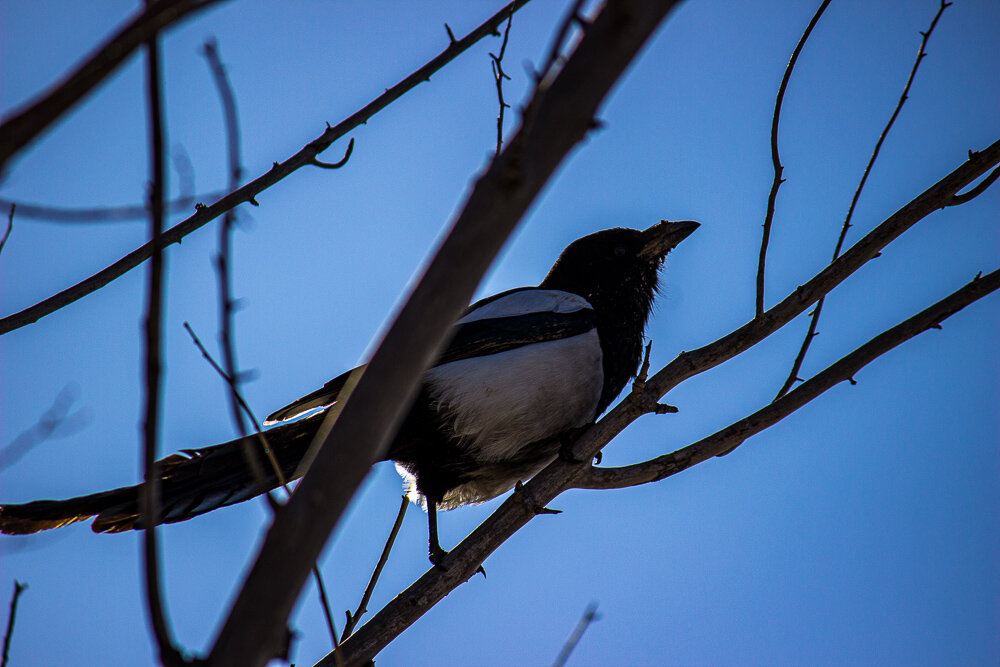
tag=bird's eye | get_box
[614,246,627,257]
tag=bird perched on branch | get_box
[0,220,698,563]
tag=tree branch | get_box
[139,18,184,667]
[0,0,535,337]
[755,0,832,317]
[1,581,27,667]
[774,0,951,400]
[209,2,685,665]
[576,267,1000,490]
[0,194,225,223]
[0,0,230,174]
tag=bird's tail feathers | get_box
[0,414,324,535]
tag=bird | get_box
[0,220,698,563]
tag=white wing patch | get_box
[460,289,592,323]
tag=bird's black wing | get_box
[264,289,596,425]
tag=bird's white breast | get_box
[424,290,603,462]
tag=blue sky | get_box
[1,1,997,665]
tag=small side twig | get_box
[1,581,28,667]
[775,0,951,400]
[310,137,355,169]
[0,205,13,256]
[755,0,832,317]
[490,11,514,155]
[340,495,410,643]
[552,601,601,667]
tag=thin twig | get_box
[182,322,342,649]
[0,0,230,173]
[0,0,534,337]
[0,205,13,257]
[775,0,951,400]
[552,601,600,667]
[577,267,1000,490]
[0,384,88,470]
[539,0,587,83]
[139,17,184,667]
[1,581,27,667]
[755,0,832,317]
[490,11,514,155]
[340,495,410,642]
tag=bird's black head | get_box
[540,220,699,314]
[540,219,699,415]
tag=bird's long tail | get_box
[0,415,324,535]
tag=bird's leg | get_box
[426,497,449,568]
[513,480,561,516]
[556,425,592,463]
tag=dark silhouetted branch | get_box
[340,496,410,643]
[756,0,831,317]
[775,0,951,400]
[576,267,1000,490]
[0,0,534,337]
[139,19,184,667]
[1,581,28,667]
[0,0,230,174]
[490,11,514,155]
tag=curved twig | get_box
[310,137,355,169]
[948,165,999,206]
[755,0,832,317]
[0,0,534,337]
[774,0,951,400]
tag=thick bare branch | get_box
[756,0,832,317]
[577,267,1000,490]
[210,2,685,665]
[0,0,534,337]
[775,0,951,399]
[0,0,230,174]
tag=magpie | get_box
[0,220,698,563]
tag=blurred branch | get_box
[0,384,90,470]
[0,205,12,257]
[577,267,1000,490]
[0,194,224,223]
[0,0,535,337]
[755,0,831,317]
[1,581,27,667]
[774,0,951,400]
[322,138,1000,667]
[139,18,184,667]
[552,601,601,667]
[0,0,230,174]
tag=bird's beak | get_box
[638,219,700,260]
